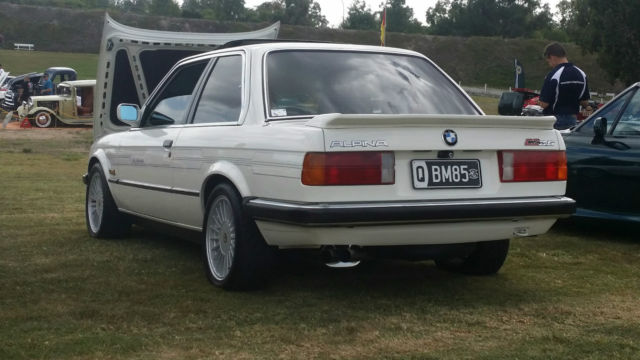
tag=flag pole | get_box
[380,7,386,46]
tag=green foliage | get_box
[184,0,247,21]
[113,0,150,13]
[384,0,424,34]
[282,0,328,27]
[564,0,640,86]
[426,0,555,38]
[149,0,179,16]
[246,0,284,23]
[244,0,327,27]
[341,0,377,30]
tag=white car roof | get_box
[181,41,425,64]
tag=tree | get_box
[181,0,203,18]
[382,0,423,34]
[426,0,554,38]
[201,0,246,21]
[149,0,180,16]
[247,0,327,27]
[115,0,151,14]
[566,0,640,86]
[342,0,377,30]
[283,0,328,27]
[247,1,285,23]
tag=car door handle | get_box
[162,139,173,149]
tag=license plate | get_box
[411,159,482,189]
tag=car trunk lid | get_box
[302,113,564,201]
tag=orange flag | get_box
[380,8,386,46]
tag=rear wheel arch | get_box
[201,175,241,215]
[200,163,251,213]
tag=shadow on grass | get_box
[120,223,547,310]
[552,217,640,244]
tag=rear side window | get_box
[141,61,207,127]
[193,55,243,124]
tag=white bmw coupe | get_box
[85,39,574,289]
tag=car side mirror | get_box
[592,117,607,144]
[117,103,140,126]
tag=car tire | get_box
[435,239,510,275]
[85,163,131,238]
[202,183,273,290]
[32,111,56,128]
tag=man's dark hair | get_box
[543,42,566,58]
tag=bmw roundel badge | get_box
[443,129,458,146]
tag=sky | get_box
[243,0,562,28]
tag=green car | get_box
[563,82,640,223]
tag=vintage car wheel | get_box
[85,163,131,238]
[33,111,55,128]
[435,239,510,275]
[203,183,273,290]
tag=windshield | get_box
[266,50,479,119]
[58,86,71,96]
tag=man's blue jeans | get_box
[554,114,577,130]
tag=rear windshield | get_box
[266,50,479,119]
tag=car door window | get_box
[142,61,207,127]
[577,90,633,133]
[192,55,243,124]
[611,89,640,136]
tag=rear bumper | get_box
[244,196,576,226]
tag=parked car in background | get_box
[36,67,77,94]
[563,82,640,223]
[84,41,575,290]
[1,67,77,111]
[0,72,42,111]
[17,80,95,127]
[0,73,15,101]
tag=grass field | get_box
[1,118,639,359]
[0,49,98,80]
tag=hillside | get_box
[0,3,621,92]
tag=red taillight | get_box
[499,150,567,182]
[302,152,395,186]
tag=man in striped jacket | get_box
[538,42,592,130]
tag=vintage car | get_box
[17,80,95,127]
[1,67,77,112]
[563,82,640,222]
[84,39,576,290]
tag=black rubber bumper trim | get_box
[243,197,576,226]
